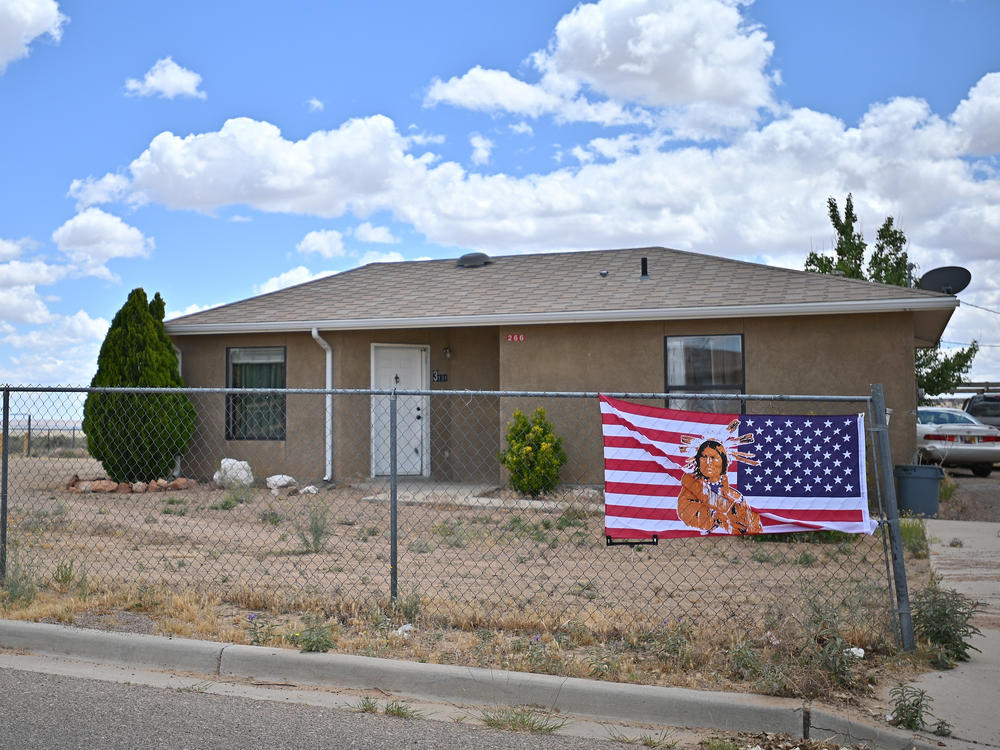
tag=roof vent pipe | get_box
[640,256,650,280]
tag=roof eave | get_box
[165,296,958,336]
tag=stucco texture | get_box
[173,312,916,487]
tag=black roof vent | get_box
[457,252,491,268]
[640,256,650,280]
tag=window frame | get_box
[225,346,287,441]
[663,334,746,413]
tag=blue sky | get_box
[2,0,999,386]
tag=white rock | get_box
[396,623,414,639]
[266,474,296,490]
[213,458,253,487]
[300,485,319,494]
[846,647,865,659]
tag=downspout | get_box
[311,328,333,481]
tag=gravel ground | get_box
[938,469,1000,522]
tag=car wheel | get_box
[971,464,993,478]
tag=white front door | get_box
[371,344,429,476]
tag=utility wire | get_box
[959,299,1000,316]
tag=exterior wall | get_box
[742,312,917,471]
[173,332,328,483]
[172,327,500,484]
[173,312,917,488]
[496,314,917,484]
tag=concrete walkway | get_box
[910,520,1000,748]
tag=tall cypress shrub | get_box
[82,289,196,482]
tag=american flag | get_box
[601,395,876,539]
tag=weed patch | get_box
[295,503,331,553]
[479,706,567,733]
[912,580,982,666]
[288,614,336,652]
[900,515,929,559]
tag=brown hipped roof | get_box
[165,246,957,346]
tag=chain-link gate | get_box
[1,385,911,650]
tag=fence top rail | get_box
[3,384,873,403]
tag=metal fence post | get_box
[870,383,915,651]
[1,387,9,581]
[389,390,398,602]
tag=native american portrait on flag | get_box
[677,427,761,535]
[600,395,877,540]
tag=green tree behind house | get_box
[82,288,197,482]
[805,194,977,402]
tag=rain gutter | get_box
[166,297,958,336]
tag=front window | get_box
[665,334,744,413]
[226,347,286,440]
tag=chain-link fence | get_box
[2,385,904,647]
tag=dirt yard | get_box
[3,455,898,640]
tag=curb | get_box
[1,619,952,750]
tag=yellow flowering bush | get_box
[500,408,568,497]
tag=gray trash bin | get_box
[894,464,944,517]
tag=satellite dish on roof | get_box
[918,266,971,295]
[457,252,490,268]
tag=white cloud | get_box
[68,172,130,209]
[425,65,639,127]
[296,228,345,258]
[426,0,776,136]
[125,115,425,217]
[165,302,217,320]
[3,309,106,349]
[308,97,324,112]
[254,266,335,295]
[101,90,999,267]
[0,0,66,73]
[0,310,107,385]
[952,72,1000,156]
[0,286,53,324]
[470,133,494,165]
[0,259,67,287]
[426,66,564,117]
[358,250,406,265]
[51,207,154,279]
[354,222,398,244]
[125,56,206,99]
[510,122,534,136]
[405,131,446,146]
[534,0,775,120]
[1,236,25,260]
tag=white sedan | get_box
[917,407,1000,477]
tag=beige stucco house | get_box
[165,246,958,485]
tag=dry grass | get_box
[0,455,932,705]
[2,570,923,705]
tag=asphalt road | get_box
[0,667,617,750]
